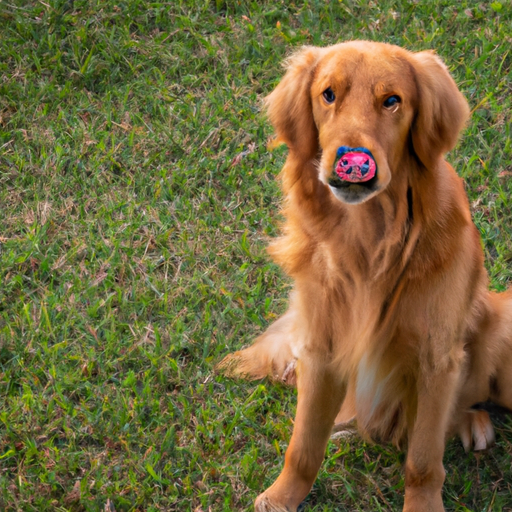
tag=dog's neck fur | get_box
[272,151,421,280]
[275,147,469,279]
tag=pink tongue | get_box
[335,152,376,183]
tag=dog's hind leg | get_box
[455,290,512,452]
[489,344,512,415]
[218,308,300,385]
[486,291,512,411]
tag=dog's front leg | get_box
[403,364,461,512]
[255,353,345,512]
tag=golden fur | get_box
[219,41,512,512]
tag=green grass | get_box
[1,0,512,510]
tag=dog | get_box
[219,41,512,512]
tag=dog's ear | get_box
[265,47,321,159]
[410,51,469,169]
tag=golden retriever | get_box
[219,41,512,512]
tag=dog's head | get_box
[265,41,469,204]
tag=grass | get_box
[0,0,512,510]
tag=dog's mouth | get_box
[327,146,380,204]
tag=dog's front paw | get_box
[403,490,444,512]
[255,492,294,512]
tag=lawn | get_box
[1,0,512,510]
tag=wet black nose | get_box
[360,160,370,176]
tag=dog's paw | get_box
[403,486,445,512]
[458,410,495,452]
[255,493,294,512]
[280,359,297,386]
[403,496,444,512]
[470,410,495,451]
[331,415,357,440]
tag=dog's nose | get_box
[334,146,377,183]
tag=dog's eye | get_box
[322,87,336,104]
[383,95,401,109]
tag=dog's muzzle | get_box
[334,146,377,183]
